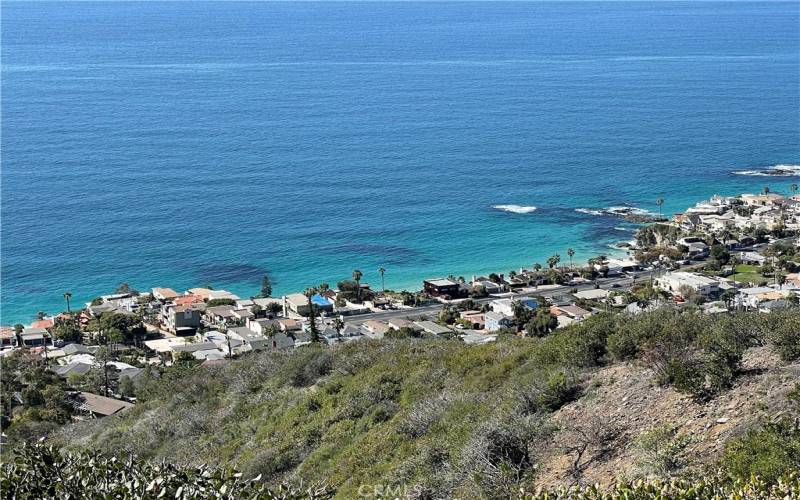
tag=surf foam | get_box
[493,204,538,214]
[732,164,800,177]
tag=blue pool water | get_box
[2,1,799,323]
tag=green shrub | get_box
[720,417,800,485]
[0,443,330,499]
[635,425,691,477]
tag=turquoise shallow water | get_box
[2,1,799,324]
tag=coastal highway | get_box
[342,274,641,326]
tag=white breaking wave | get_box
[575,208,605,216]
[576,206,656,218]
[613,226,635,232]
[493,204,538,214]
[732,164,800,177]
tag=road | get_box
[343,274,641,325]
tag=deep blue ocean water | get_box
[2,1,799,324]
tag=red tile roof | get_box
[31,319,54,329]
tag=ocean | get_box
[2,1,798,324]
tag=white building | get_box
[656,272,720,297]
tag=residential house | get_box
[228,326,276,352]
[231,309,254,322]
[656,272,720,297]
[759,299,791,312]
[386,318,415,331]
[471,277,505,294]
[0,327,15,348]
[459,311,485,329]
[152,287,179,301]
[551,304,591,321]
[31,318,55,329]
[17,327,52,348]
[248,318,282,336]
[738,251,767,265]
[162,303,204,335]
[362,320,391,338]
[72,392,134,418]
[236,299,254,310]
[186,288,213,301]
[204,305,236,326]
[484,311,514,332]
[414,321,452,336]
[277,318,302,334]
[208,290,241,302]
[741,193,784,207]
[603,259,642,275]
[323,324,362,344]
[490,297,538,317]
[423,278,461,299]
[171,342,225,361]
[573,289,611,301]
[735,287,786,309]
[283,293,333,317]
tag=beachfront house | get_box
[16,327,52,348]
[0,327,14,348]
[283,293,334,317]
[741,193,784,207]
[152,287,179,301]
[423,278,462,299]
[471,277,505,294]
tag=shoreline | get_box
[1,187,795,326]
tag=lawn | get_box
[732,264,765,284]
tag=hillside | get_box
[49,309,800,498]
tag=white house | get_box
[484,311,514,332]
[656,272,720,297]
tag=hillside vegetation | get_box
[40,309,800,497]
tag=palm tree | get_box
[567,248,575,269]
[378,267,386,293]
[63,292,72,314]
[303,287,320,342]
[791,184,798,197]
[533,263,542,272]
[763,186,770,195]
[333,316,344,342]
[352,269,363,302]
[547,254,561,269]
[656,197,664,219]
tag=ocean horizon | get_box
[2,1,799,324]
